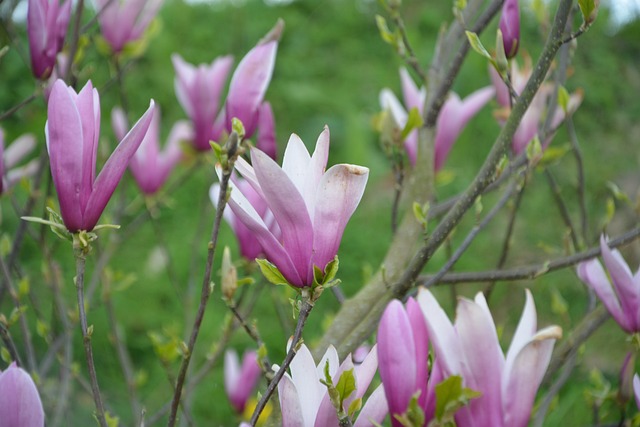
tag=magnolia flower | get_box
[27,0,71,79]
[96,0,163,53]
[499,0,520,59]
[417,288,561,427]
[256,102,277,160]
[1,130,38,195]
[577,235,640,334]
[224,350,262,414]
[46,79,154,232]
[210,177,274,260]
[276,342,387,427]
[172,53,233,151]
[377,298,440,426]
[173,23,279,152]
[489,61,582,154]
[380,68,494,170]
[226,127,369,287]
[112,106,189,194]
[0,363,45,427]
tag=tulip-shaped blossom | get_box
[96,0,163,53]
[27,0,72,79]
[377,298,441,426]
[210,177,275,260]
[112,106,189,195]
[276,342,387,427]
[0,363,45,427]
[417,288,561,427]
[226,127,369,287]
[46,79,154,232]
[0,130,38,195]
[577,235,640,334]
[489,62,582,154]
[172,54,234,151]
[380,68,494,170]
[499,0,520,59]
[224,350,262,414]
[173,24,279,152]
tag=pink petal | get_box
[406,297,429,412]
[399,67,426,114]
[84,100,154,230]
[634,374,640,410]
[600,236,639,327]
[311,163,369,271]
[505,290,537,375]
[278,374,306,427]
[289,344,324,426]
[354,384,388,427]
[0,363,44,427]
[4,135,36,169]
[256,102,277,160]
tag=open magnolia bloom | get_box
[96,0,163,53]
[112,106,189,195]
[489,60,583,154]
[226,126,368,287]
[417,288,561,427]
[577,235,640,334]
[379,67,494,170]
[46,79,154,232]
[0,363,44,427]
[275,342,387,427]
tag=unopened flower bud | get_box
[499,0,520,59]
[221,246,238,300]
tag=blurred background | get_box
[1,0,640,424]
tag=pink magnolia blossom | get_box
[489,62,583,154]
[172,53,233,151]
[210,176,274,261]
[224,350,262,414]
[634,374,640,410]
[96,0,163,53]
[417,288,561,427]
[380,68,494,170]
[0,363,44,427]
[276,342,387,427]
[46,79,154,232]
[226,126,368,287]
[499,0,520,59]
[0,130,38,195]
[173,23,279,152]
[27,0,71,79]
[577,235,640,334]
[377,298,440,426]
[112,106,189,195]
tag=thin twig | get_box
[74,249,108,427]
[0,93,38,122]
[166,134,239,427]
[64,0,85,83]
[567,116,588,242]
[249,291,315,426]
[545,168,580,250]
[0,322,22,367]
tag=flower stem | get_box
[249,290,315,426]
[74,251,108,427]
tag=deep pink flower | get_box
[276,342,387,427]
[380,68,494,170]
[27,0,71,79]
[577,235,640,334]
[224,350,262,414]
[499,0,520,59]
[0,363,44,427]
[377,298,438,426]
[46,79,154,232]
[417,288,561,427]
[112,106,188,195]
[96,0,163,53]
[226,127,369,287]
[489,62,582,154]
[0,130,38,195]
[172,53,234,151]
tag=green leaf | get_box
[232,118,246,139]
[578,0,598,25]
[105,411,120,427]
[347,397,362,417]
[335,369,357,407]
[401,107,424,140]
[0,234,11,257]
[454,0,467,12]
[465,31,492,61]
[256,259,290,286]
[0,347,11,363]
[550,288,568,316]
[413,202,429,228]
[323,256,339,285]
[606,181,630,203]
[539,145,570,167]
[376,15,396,45]
[17,277,29,297]
[557,85,570,113]
[434,375,481,423]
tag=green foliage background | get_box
[1,0,640,424]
